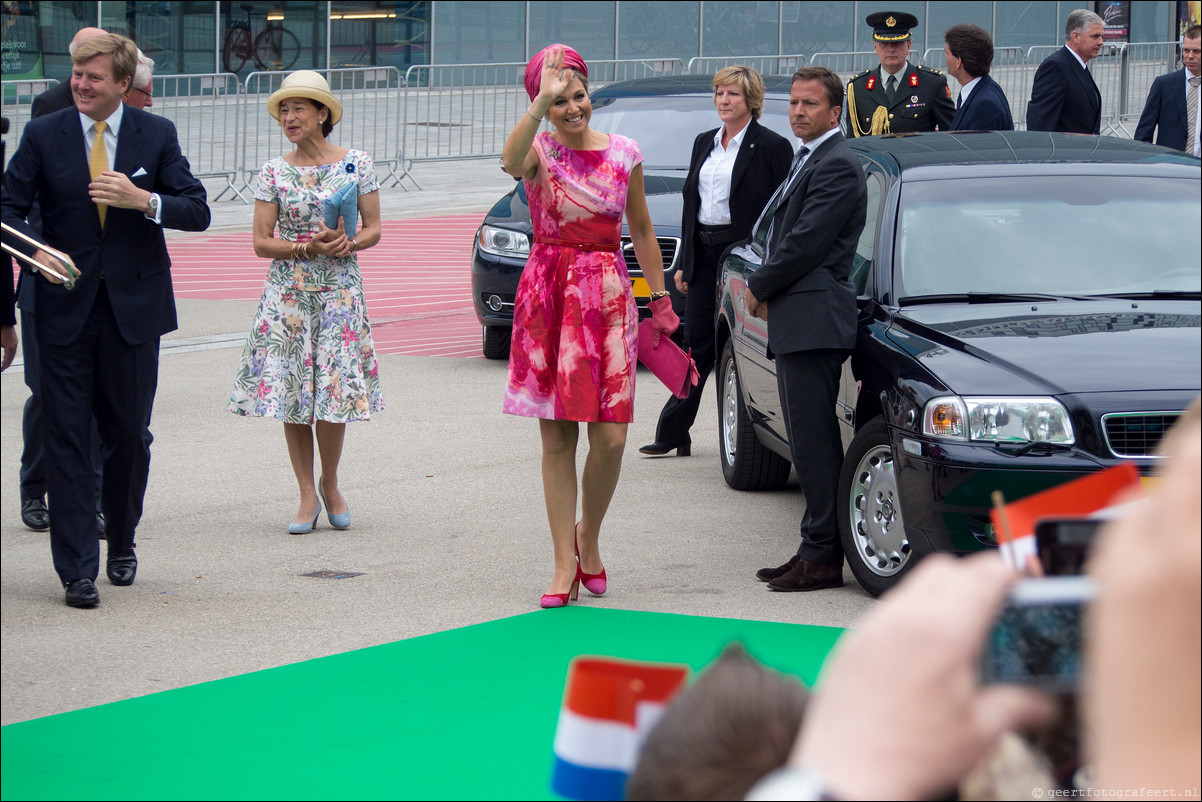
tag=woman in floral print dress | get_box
[228,71,383,534]
[503,45,679,607]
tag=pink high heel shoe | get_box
[575,524,607,596]
[540,568,581,609]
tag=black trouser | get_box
[20,306,103,510]
[775,348,847,565]
[41,283,158,583]
[652,237,724,446]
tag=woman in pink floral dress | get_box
[227,71,383,535]
[503,45,679,607]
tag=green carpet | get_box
[1,608,843,800]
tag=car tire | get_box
[718,340,792,491]
[837,416,915,597]
[482,326,511,360]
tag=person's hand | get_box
[744,287,767,321]
[0,324,16,371]
[791,554,1055,800]
[674,271,687,294]
[538,44,574,100]
[648,295,679,346]
[309,220,350,257]
[32,249,78,285]
[1085,408,1201,793]
[89,170,151,211]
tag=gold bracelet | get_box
[348,237,356,253]
[650,290,670,300]
[290,242,298,260]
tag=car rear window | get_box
[895,175,1201,297]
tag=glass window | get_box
[701,1,779,58]
[1,0,96,81]
[528,1,615,61]
[852,170,883,295]
[330,1,429,70]
[616,1,699,62]
[1129,1,1172,43]
[217,1,325,78]
[994,1,1059,49]
[433,0,524,63]
[101,1,216,75]
[780,1,854,55]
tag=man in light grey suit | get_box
[744,66,868,593]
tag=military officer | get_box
[846,11,955,136]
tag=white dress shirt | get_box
[958,76,982,108]
[697,119,751,225]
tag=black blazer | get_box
[1026,46,1102,135]
[31,80,75,118]
[1134,68,1189,150]
[746,131,867,355]
[2,106,211,346]
[678,117,792,283]
[951,75,1014,131]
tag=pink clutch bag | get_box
[637,318,700,399]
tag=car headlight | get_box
[477,225,530,258]
[923,397,1075,445]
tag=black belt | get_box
[696,224,737,247]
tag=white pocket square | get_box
[131,167,148,178]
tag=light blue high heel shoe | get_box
[318,481,351,530]
[288,498,321,535]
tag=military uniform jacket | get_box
[845,63,956,136]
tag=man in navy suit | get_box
[1135,25,1201,155]
[945,24,1014,131]
[1,33,210,607]
[745,67,867,593]
[1027,9,1105,134]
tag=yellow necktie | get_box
[89,120,108,226]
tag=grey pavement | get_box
[0,157,875,727]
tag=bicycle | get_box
[222,3,300,73]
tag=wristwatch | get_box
[144,192,160,220]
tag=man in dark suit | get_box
[1135,25,1201,155]
[744,66,867,592]
[945,24,1014,131]
[18,26,107,533]
[845,11,955,137]
[1026,9,1105,134]
[641,67,793,456]
[2,33,210,608]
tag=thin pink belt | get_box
[533,235,620,253]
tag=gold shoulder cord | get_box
[847,83,890,137]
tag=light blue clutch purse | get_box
[323,182,358,233]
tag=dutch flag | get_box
[550,656,690,801]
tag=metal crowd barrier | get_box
[1,79,59,171]
[241,66,408,201]
[146,73,244,202]
[400,59,684,165]
[1114,41,1179,136]
[686,54,807,77]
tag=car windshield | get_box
[895,174,1201,298]
[589,94,793,170]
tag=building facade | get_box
[1,1,1193,83]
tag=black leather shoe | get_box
[96,512,106,541]
[21,495,50,531]
[638,441,691,457]
[756,554,801,582]
[64,578,100,607]
[106,551,137,586]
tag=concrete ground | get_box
[0,157,875,727]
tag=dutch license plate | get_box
[630,277,651,299]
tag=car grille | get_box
[1101,412,1180,458]
[621,236,680,277]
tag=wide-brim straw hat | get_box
[267,70,343,125]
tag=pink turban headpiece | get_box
[524,44,588,102]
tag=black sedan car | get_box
[717,131,1200,596]
[470,75,796,359]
